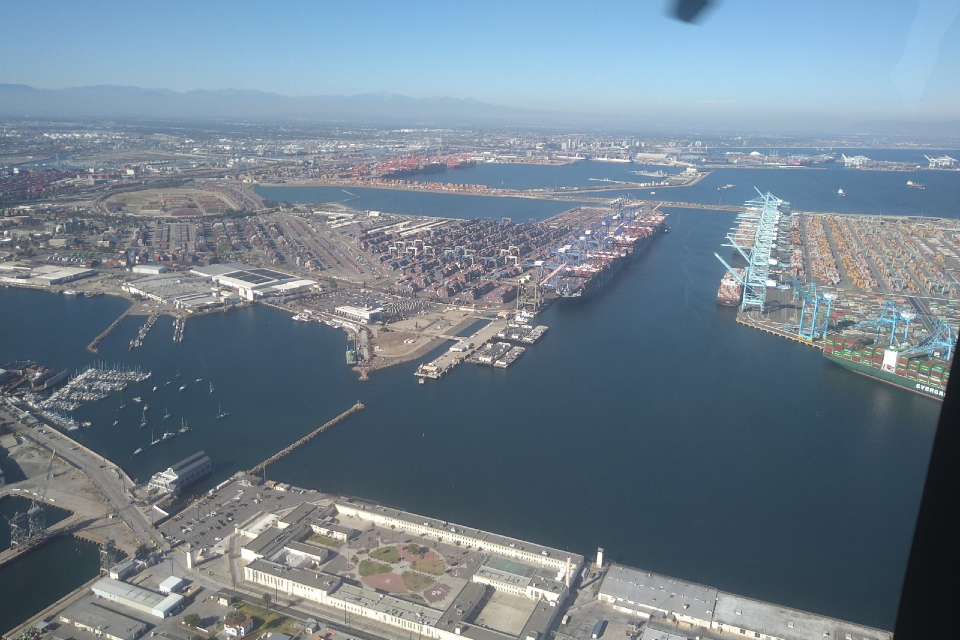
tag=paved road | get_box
[4,405,169,553]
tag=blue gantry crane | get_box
[788,276,836,340]
[716,188,788,312]
[854,301,915,347]
[902,320,957,362]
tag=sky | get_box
[1,0,959,130]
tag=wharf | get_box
[415,318,508,379]
[493,345,526,368]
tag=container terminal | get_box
[715,189,958,400]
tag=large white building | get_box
[191,263,316,301]
[90,578,184,619]
[147,451,211,495]
[597,564,891,640]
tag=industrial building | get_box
[59,599,148,640]
[334,305,383,323]
[90,578,184,619]
[122,273,231,311]
[147,451,211,495]
[191,263,316,300]
[131,264,169,275]
[0,263,94,285]
[596,564,891,640]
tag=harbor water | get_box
[3,164,957,629]
[0,535,101,633]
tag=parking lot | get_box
[156,479,325,557]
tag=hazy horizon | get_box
[2,1,959,133]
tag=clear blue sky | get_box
[2,0,958,128]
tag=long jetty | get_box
[87,306,133,353]
[248,402,365,475]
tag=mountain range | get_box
[0,84,539,125]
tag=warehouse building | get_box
[191,263,316,300]
[59,599,148,640]
[90,578,184,619]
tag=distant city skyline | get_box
[2,1,959,131]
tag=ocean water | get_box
[0,199,944,629]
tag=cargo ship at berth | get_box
[717,269,744,306]
[822,337,949,401]
[556,210,667,302]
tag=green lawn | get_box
[308,533,341,548]
[359,559,393,577]
[370,546,401,563]
[401,571,435,591]
[235,604,301,637]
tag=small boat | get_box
[113,420,119,426]
[143,372,152,380]
[161,431,176,440]
[81,421,92,427]
[152,386,158,392]
[165,380,172,386]
[195,378,202,383]
[133,446,143,456]
[132,397,143,403]
[143,405,149,411]
[179,385,187,392]
[67,425,79,431]
[906,180,925,189]
[419,378,425,385]
[838,188,845,196]
[216,403,229,420]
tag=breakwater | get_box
[248,402,365,475]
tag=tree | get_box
[135,542,150,558]
[228,610,248,625]
[183,614,201,628]
[261,593,272,608]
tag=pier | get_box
[248,402,365,475]
[87,306,133,353]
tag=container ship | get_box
[717,269,744,306]
[822,337,949,401]
[556,211,667,302]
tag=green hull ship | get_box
[823,337,949,401]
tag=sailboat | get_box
[179,418,191,434]
[118,390,126,410]
[216,403,229,420]
[140,407,148,428]
[209,381,214,395]
[163,405,171,420]
[150,430,160,446]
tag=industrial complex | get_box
[3,472,893,640]
[715,190,958,401]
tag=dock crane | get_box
[28,448,57,541]
[788,276,836,340]
[854,301,915,347]
[901,320,957,362]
